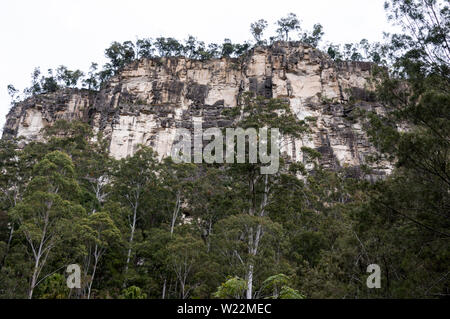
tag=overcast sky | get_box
[0,0,394,135]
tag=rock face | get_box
[2,42,391,177]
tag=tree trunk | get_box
[123,204,138,287]
[170,192,181,235]
[28,216,48,299]
[29,250,42,299]
[181,281,185,299]
[206,219,212,253]
[246,264,254,299]
[245,175,268,300]
[6,225,14,253]
[162,278,167,299]
[0,225,14,270]
[87,245,99,299]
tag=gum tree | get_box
[80,212,120,299]
[217,94,308,299]
[9,151,85,299]
[112,146,159,286]
[250,19,268,45]
[276,13,301,41]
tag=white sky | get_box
[0,0,394,135]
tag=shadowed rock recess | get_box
[2,42,392,178]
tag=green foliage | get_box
[276,13,301,41]
[104,41,136,72]
[154,37,183,57]
[119,286,147,299]
[279,286,305,299]
[166,233,207,299]
[238,93,308,137]
[300,24,324,47]
[250,19,268,45]
[260,273,305,298]
[56,66,84,88]
[136,38,154,59]
[82,63,99,90]
[7,84,19,103]
[9,150,86,298]
[35,273,69,299]
[214,277,247,299]
[301,147,322,162]
[80,212,121,260]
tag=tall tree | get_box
[112,146,159,286]
[250,19,268,45]
[80,212,121,299]
[218,94,308,299]
[9,151,85,298]
[276,13,301,41]
[353,0,450,297]
[166,233,206,299]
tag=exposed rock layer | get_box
[2,42,391,177]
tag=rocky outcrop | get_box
[4,89,93,141]
[2,42,391,177]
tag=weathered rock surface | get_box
[2,42,391,177]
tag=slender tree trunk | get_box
[6,225,14,253]
[164,193,181,296]
[246,264,254,299]
[246,177,256,299]
[162,278,167,299]
[28,216,48,299]
[0,225,14,270]
[29,245,44,299]
[181,281,185,299]
[246,175,268,300]
[82,246,92,298]
[87,264,97,299]
[206,219,212,253]
[87,245,99,299]
[123,203,138,287]
[29,259,40,299]
[170,192,181,235]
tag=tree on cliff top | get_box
[276,13,301,41]
[250,19,268,45]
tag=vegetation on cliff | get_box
[7,12,384,102]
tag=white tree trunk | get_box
[28,215,48,299]
[246,264,254,299]
[123,203,138,287]
[162,278,167,299]
[245,175,269,300]
[87,244,99,299]
[170,192,181,235]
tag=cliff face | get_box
[2,42,391,177]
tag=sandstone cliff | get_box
[2,42,391,178]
